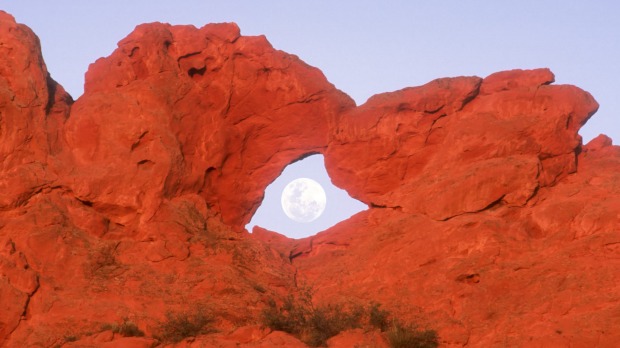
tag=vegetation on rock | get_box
[262,288,438,347]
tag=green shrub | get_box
[262,290,439,347]
[369,303,390,332]
[155,308,215,343]
[306,303,364,346]
[262,297,309,334]
[102,318,144,337]
[387,322,439,348]
[261,293,364,347]
[87,242,120,278]
[64,335,78,342]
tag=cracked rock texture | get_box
[0,11,618,348]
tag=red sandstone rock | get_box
[326,68,599,220]
[61,21,353,232]
[0,10,618,348]
[326,328,389,348]
[0,12,72,211]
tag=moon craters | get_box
[281,178,326,223]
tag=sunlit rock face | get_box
[62,20,354,231]
[0,10,618,347]
[326,70,599,220]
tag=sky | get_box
[2,1,618,238]
[248,155,366,239]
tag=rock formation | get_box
[0,11,618,347]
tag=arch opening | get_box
[246,154,367,239]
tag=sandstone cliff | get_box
[0,11,618,347]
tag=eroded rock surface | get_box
[0,10,618,347]
[326,69,598,220]
[62,21,353,231]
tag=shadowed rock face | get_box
[0,10,618,347]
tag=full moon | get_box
[281,178,327,223]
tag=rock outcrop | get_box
[61,21,353,231]
[326,69,598,220]
[0,11,618,347]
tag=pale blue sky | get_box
[248,155,366,239]
[3,1,618,237]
